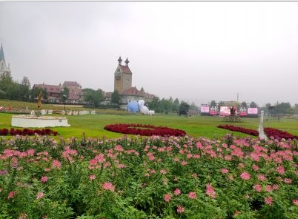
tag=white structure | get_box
[258,110,267,140]
[0,44,11,75]
[11,115,70,128]
[138,100,155,115]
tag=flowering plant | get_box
[104,123,186,136]
[218,124,298,140]
[0,128,58,136]
[0,134,297,218]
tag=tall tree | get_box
[172,98,180,112]
[82,88,104,107]
[0,72,14,99]
[210,100,217,107]
[179,101,190,113]
[61,86,70,103]
[111,90,120,105]
[250,101,258,108]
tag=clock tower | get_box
[114,56,132,93]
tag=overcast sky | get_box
[0,2,297,106]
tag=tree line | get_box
[0,72,199,113]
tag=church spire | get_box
[125,58,129,66]
[0,44,5,63]
[118,56,122,65]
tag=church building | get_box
[0,44,11,75]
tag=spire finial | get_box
[0,43,5,63]
[125,58,129,66]
[118,56,122,64]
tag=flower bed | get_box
[218,125,298,140]
[104,123,186,137]
[0,135,297,218]
[0,128,58,136]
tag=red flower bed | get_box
[104,123,186,137]
[217,125,259,137]
[0,128,58,136]
[264,127,298,140]
[218,124,298,140]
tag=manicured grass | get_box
[1,110,298,140]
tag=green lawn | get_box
[1,110,297,140]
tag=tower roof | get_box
[0,44,5,63]
[119,65,132,74]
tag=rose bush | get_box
[0,134,297,218]
[104,123,186,137]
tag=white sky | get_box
[0,2,297,106]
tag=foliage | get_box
[82,88,104,107]
[111,90,120,105]
[104,123,186,136]
[61,86,69,103]
[179,101,190,113]
[0,135,298,218]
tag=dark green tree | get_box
[111,90,120,105]
[250,101,258,108]
[172,98,180,112]
[210,100,217,107]
[82,88,104,107]
[148,96,160,112]
[179,101,190,113]
[61,87,70,103]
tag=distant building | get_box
[33,81,83,104]
[0,44,11,75]
[113,57,154,105]
[62,81,83,103]
[33,83,62,103]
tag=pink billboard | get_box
[247,108,258,115]
[200,106,210,113]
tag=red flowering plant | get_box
[218,125,298,140]
[104,123,186,137]
[0,128,58,136]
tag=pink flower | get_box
[181,161,187,166]
[51,160,61,169]
[264,196,273,205]
[206,183,216,198]
[284,178,292,184]
[240,172,250,180]
[257,174,267,181]
[174,188,181,196]
[221,168,229,174]
[265,185,273,192]
[8,191,16,199]
[89,174,96,180]
[253,184,262,192]
[160,169,167,174]
[36,192,44,199]
[102,182,115,192]
[292,199,298,206]
[188,191,197,199]
[41,176,48,183]
[276,166,285,175]
[177,205,185,213]
[164,193,171,202]
[252,164,259,171]
[114,145,124,152]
